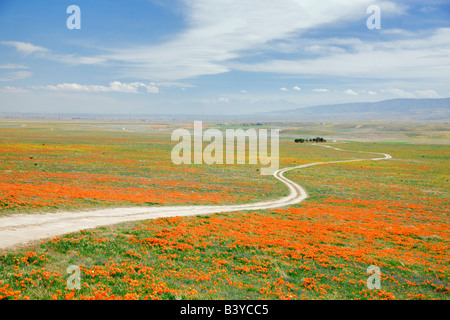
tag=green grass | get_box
[0,120,448,300]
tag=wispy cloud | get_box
[416,89,440,98]
[32,81,159,94]
[156,81,196,88]
[360,90,377,95]
[381,88,415,98]
[0,1,415,83]
[380,88,441,99]
[48,54,107,65]
[0,64,29,69]
[0,62,32,82]
[94,0,402,81]
[231,28,450,80]
[1,86,29,93]
[203,97,230,104]
[0,0,447,116]
[1,41,48,55]
[0,70,32,82]
[344,89,358,96]
[0,41,106,65]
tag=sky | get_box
[0,0,449,115]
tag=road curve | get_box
[0,145,391,251]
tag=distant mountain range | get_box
[254,98,450,122]
[1,98,449,122]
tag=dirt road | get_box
[0,146,391,251]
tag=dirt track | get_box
[0,145,391,251]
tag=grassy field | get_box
[0,119,448,300]
[0,120,286,215]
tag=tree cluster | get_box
[294,137,326,143]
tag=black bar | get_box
[1,299,446,319]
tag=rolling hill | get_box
[255,98,450,122]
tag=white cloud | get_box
[343,89,358,96]
[203,97,229,104]
[0,1,409,83]
[241,90,247,94]
[96,0,402,81]
[381,88,415,98]
[293,86,302,91]
[416,89,440,98]
[0,41,48,55]
[50,55,107,65]
[1,86,29,93]
[0,64,29,69]
[0,41,106,65]
[360,90,377,95]
[231,28,450,81]
[304,45,346,55]
[376,1,407,15]
[313,88,329,93]
[280,87,288,91]
[0,71,32,82]
[32,81,159,94]
[156,81,196,88]
[380,28,415,37]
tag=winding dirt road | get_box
[0,145,391,251]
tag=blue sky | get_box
[0,0,449,115]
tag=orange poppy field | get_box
[0,120,448,300]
